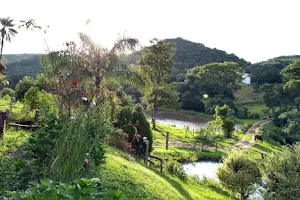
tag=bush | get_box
[15,76,35,100]
[261,147,300,200]
[43,107,111,182]
[116,104,153,152]
[1,178,103,199]
[248,112,260,119]
[131,104,153,152]
[24,87,56,113]
[217,150,261,200]
[165,160,187,181]
[241,123,250,132]
[106,129,132,152]
[0,88,15,97]
[0,157,40,194]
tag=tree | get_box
[15,76,35,100]
[78,33,138,105]
[0,17,18,59]
[131,39,178,129]
[217,150,261,200]
[131,104,153,152]
[215,105,235,138]
[186,62,242,98]
[0,87,14,97]
[261,147,300,200]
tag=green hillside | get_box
[99,147,236,200]
[127,38,249,82]
[2,54,42,88]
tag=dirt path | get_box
[228,119,272,150]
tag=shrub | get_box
[15,76,35,100]
[44,106,112,182]
[24,86,56,113]
[261,147,300,200]
[1,178,103,199]
[131,104,153,152]
[106,129,132,152]
[248,112,260,119]
[0,88,15,97]
[241,123,250,132]
[165,160,187,181]
[116,104,153,152]
[0,157,40,194]
[217,150,261,200]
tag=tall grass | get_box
[44,106,112,182]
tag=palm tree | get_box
[0,17,18,60]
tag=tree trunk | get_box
[240,192,248,200]
[0,36,4,60]
[95,76,101,106]
[152,95,158,130]
[152,107,157,130]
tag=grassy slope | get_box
[234,85,268,117]
[151,124,242,162]
[0,129,31,156]
[247,122,282,159]
[99,147,236,200]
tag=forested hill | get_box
[128,37,249,69]
[245,55,300,85]
[127,37,249,82]
[163,38,249,69]
[2,54,42,88]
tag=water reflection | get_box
[152,111,207,130]
[182,161,222,181]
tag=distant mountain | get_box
[245,55,300,85]
[128,37,249,82]
[2,54,42,88]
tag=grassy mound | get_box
[99,147,236,200]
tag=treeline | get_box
[246,55,300,86]
[2,54,42,88]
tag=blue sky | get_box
[2,0,300,63]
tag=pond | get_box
[183,161,264,200]
[151,111,208,130]
[182,161,221,181]
[151,111,242,131]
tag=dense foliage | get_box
[179,62,242,113]
[1,178,103,199]
[261,147,300,200]
[217,151,261,200]
[130,39,179,129]
[246,55,300,85]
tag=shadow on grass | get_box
[154,170,193,200]
[253,143,271,152]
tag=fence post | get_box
[9,98,13,117]
[143,137,149,166]
[193,140,197,151]
[166,132,169,150]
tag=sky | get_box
[1,0,300,63]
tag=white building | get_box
[242,73,251,85]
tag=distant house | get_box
[0,62,7,73]
[242,73,251,85]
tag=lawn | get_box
[0,97,24,114]
[99,146,236,200]
[245,134,252,142]
[0,129,31,156]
